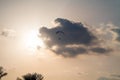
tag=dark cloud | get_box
[39,18,111,57]
[51,46,87,57]
[90,47,112,53]
[40,18,96,46]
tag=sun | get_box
[23,29,45,52]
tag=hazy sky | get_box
[0,0,120,80]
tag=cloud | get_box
[111,74,120,78]
[98,77,110,80]
[51,46,87,57]
[90,47,112,53]
[40,18,96,45]
[95,23,120,51]
[98,74,120,80]
[39,18,113,57]
[111,28,120,42]
[0,28,16,38]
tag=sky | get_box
[0,0,120,80]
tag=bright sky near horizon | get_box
[0,0,120,80]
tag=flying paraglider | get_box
[56,30,65,40]
[56,30,64,34]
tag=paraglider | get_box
[56,30,65,40]
[56,31,64,35]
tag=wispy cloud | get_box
[98,74,120,80]
[0,28,16,38]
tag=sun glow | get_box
[23,29,45,52]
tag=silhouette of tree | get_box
[17,73,44,80]
[16,77,22,80]
[0,66,7,80]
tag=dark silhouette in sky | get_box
[17,73,44,80]
[56,30,64,35]
[56,30,65,40]
[0,66,7,80]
